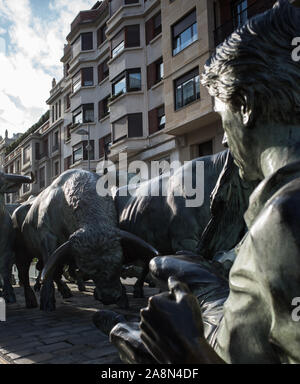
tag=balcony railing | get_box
[214,0,276,47]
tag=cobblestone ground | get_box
[0,280,159,364]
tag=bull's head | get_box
[0,171,34,194]
[41,228,159,307]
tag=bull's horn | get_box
[41,241,71,282]
[119,230,160,257]
[4,172,34,184]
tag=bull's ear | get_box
[41,241,71,282]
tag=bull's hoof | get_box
[40,299,56,312]
[133,286,144,298]
[93,310,126,336]
[25,289,38,308]
[40,288,56,312]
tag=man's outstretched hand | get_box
[140,276,225,364]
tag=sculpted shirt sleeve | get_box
[214,185,300,364]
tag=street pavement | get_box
[0,280,159,364]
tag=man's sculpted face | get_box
[214,98,260,181]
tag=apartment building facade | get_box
[3,0,276,203]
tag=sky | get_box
[0,0,95,138]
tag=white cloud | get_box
[0,0,95,138]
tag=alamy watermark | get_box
[95,153,205,208]
[0,298,5,322]
[292,37,300,61]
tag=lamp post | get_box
[76,125,91,171]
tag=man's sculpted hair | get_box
[202,0,300,125]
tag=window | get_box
[198,140,213,157]
[113,75,126,96]
[58,100,61,118]
[153,13,162,37]
[128,70,141,90]
[39,138,48,158]
[232,0,248,27]
[73,141,95,163]
[54,161,59,177]
[72,71,81,93]
[65,124,72,142]
[99,134,112,158]
[73,145,83,163]
[81,32,93,51]
[53,131,59,151]
[55,103,58,120]
[23,146,30,164]
[125,25,140,48]
[128,113,143,138]
[52,106,55,123]
[73,104,94,124]
[157,58,164,82]
[147,57,163,89]
[64,155,72,170]
[157,105,165,130]
[146,12,162,44]
[113,113,143,143]
[98,95,110,120]
[174,68,200,110]
[112,30,125,58]
[125,0,139,4]
[112,69,141,96]
[64,93,71,111]
[172,9,197,55]
[15,160,20,173]
[111,25,140,57]
[39,167,46,189]
[72,68,94,93]
[82,67,94,87]
[73,109,83,125]
[97,24,107,47]
[98,58,109,83]
[148,105,165,134]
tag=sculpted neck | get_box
[259,124,300,178]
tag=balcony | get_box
[108,137,148,160]
[214,0,276,47]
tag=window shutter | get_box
[145,18,154,45]
[147,62,156,89]
[98,100,104,120]
[128,113,143,137]
[64,156,71,170]
[35,143,40,160]
[173,9,197,37]
[125,25,140,48]
[98,63,103,83]
[99,138,105,158]
[148,108,158,135]
[97,27,101,47]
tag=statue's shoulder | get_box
[251,176,300,242]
